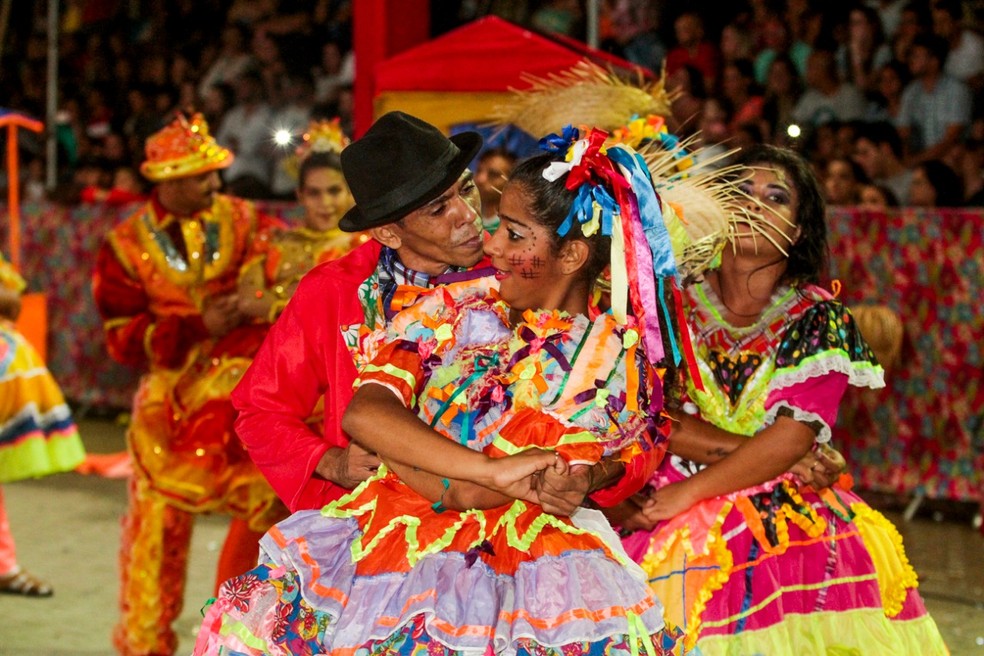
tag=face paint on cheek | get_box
[519,268,540,279]
[530,255,544,268]
[507,254,526,267]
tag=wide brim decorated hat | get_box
[338,111,482,232]
[139,112,234,182]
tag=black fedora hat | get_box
[338,111,482,232]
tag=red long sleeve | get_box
[233,241,382,511]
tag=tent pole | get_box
[45,0,58,191]
[7,124,21,270]
[586,0,599,50]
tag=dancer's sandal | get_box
[0,569,54,597]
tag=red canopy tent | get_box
[372,16,653,135]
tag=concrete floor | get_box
[1,417,982,655]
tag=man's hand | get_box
[202,293,246,336]
[790,444,847,490]
[532,458,592,516]
[315,443,381,489]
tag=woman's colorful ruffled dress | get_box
[195,277,684,655]
[621,280,948,655]
[0,258,85,484]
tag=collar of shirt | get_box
[377,246,460,321]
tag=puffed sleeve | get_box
[763,301,885,443]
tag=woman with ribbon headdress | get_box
[193,127,695,655]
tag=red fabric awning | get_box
[374,16,652,94]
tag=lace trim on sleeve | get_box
[764,401,832,444]
[769,349,885,395]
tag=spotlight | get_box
[273,129,293,147]
[786,124,801,139]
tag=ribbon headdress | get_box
[539,125,687,370]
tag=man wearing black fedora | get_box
[231,111,641,521]
[231,111,490,514]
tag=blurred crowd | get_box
[1,0,982,209]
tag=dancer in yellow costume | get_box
[0,255,85,597]
[92,113,285,656]
[238,119,366,323]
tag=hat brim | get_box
[339,131,482,233]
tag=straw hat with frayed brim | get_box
[139,112,234,182]
[339,111,482,232]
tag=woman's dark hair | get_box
[506,152,612,282]
[737,144,829,285]
[298,150,344,189]
[918,159,964,207]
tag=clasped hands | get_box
[482,449,593,516]
[607,444,849,534]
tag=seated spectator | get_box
[530,0,583,37]
[761,53,804,144]
[665,11,720,92]
[732,120,767,153]
[864,59,911,122]
[858,181,901,210]
[719,20,754,67]
[604,0,666,73]
[908,159,965,206]
[80,166,148,205]
[890,1,932,63]
[268,72,315,199]
[667,63,707,137]
[851,120,913,204]
[896,33,973,166]
[720,59,765,134]
[931,0,984,92]
[869,0,910,42]
[216,69,275,198]
[836,4,894,94]
[954,136,984,205]
[473,146,517,234]
[312,41,355,107]
[753,12,811,86]
[792,48,868,130]
[197,24,255,100]
[823,155,869,205]
[694,96,737,168]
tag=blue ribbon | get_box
[558,184,618,238]
[606,147,677,278]
[538,125,580,154]
[657,277,682,366]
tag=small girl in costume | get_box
[0,253,86,596]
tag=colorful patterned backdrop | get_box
[2,203,982,501]
[827,208,983,504]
